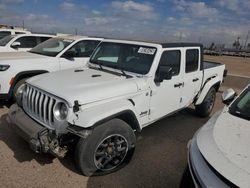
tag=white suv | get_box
[0,36,103,100]
[0,33,53,52]
[0,28,31,40]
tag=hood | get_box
[197,108,250,187]
[0,52,45,61]
[27,68,139,105]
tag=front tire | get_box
[13,78,27,101]
[195,87,216,117]
[75,119,136,176]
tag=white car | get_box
[0,28,31,40]
[188,84,250,187]
[0,33,53,52]
[0,36,103,100]
[8,39,226,176]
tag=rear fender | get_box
[195,78,221,105]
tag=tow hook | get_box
[48,139,68,158]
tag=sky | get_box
[0,0,250,47]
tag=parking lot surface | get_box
[0,56,249,188]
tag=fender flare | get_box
[68,99,142,133]
[9,70,49,95]
[195,77,221,105]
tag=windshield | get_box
[0,35,15,46]
[230,86,250,121]
[90,42,157,74]
[29,38,73,57]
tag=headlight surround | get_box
[16,84,27,107]
[53,102,69,121]
[0,65,10,71]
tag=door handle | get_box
[174,83,183,88]
[192,78,199,82]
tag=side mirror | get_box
[62,50,76,59]
[155,66,173,83]
[222,88,236,105]
[11,41,21,49]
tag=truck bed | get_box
[203,61,222,69]
[202,61,226,87]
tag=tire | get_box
[13,78,27,101]
[75,118,136,176]
[195,87,216,117]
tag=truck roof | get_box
[55,35,104,41]
[101,39,202,48]
[161,43,203,48]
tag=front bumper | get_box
[187,136,237,188]
[8,104,48,153]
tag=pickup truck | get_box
[0,35,103,101]
[0,33,53,52]
[8,39,226,176]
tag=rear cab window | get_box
[185,49,199,73]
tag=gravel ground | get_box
[0,55,249,188]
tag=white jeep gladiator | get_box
[8,39,226,176]
[0,36,103,101]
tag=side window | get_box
[40,37,51,43]
[15,36,38,48]
[186,49,199,73]
[0,31,11,40]
[15,32,26,35]
[65,40,100,58]
[158,50,181,76]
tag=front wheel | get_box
[195,87,216,117]
[75,119,136,176]
[13,78,27,101]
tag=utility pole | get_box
[75,28,78,35]
[244,30,250,49]
[22,20,25,30]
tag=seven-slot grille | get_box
[23,85,58,128]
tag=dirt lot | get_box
[0,55,249,188]
[204,55,250,77]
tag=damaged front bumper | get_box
[7,104,67,158]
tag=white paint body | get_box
[24,39,225,131]
[0,36,103,96]
[0,33,53,52]
[196,85,250,187]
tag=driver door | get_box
[149,49,184,121]
[59,40,100,70]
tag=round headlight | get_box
[53,102,68,121]
[16,84,27,106]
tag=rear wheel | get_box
[195,87,216,117]
[75,118,136,176]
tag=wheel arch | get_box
[9,70,49,95]
[93,110,141,133]
[195,78,221,105]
